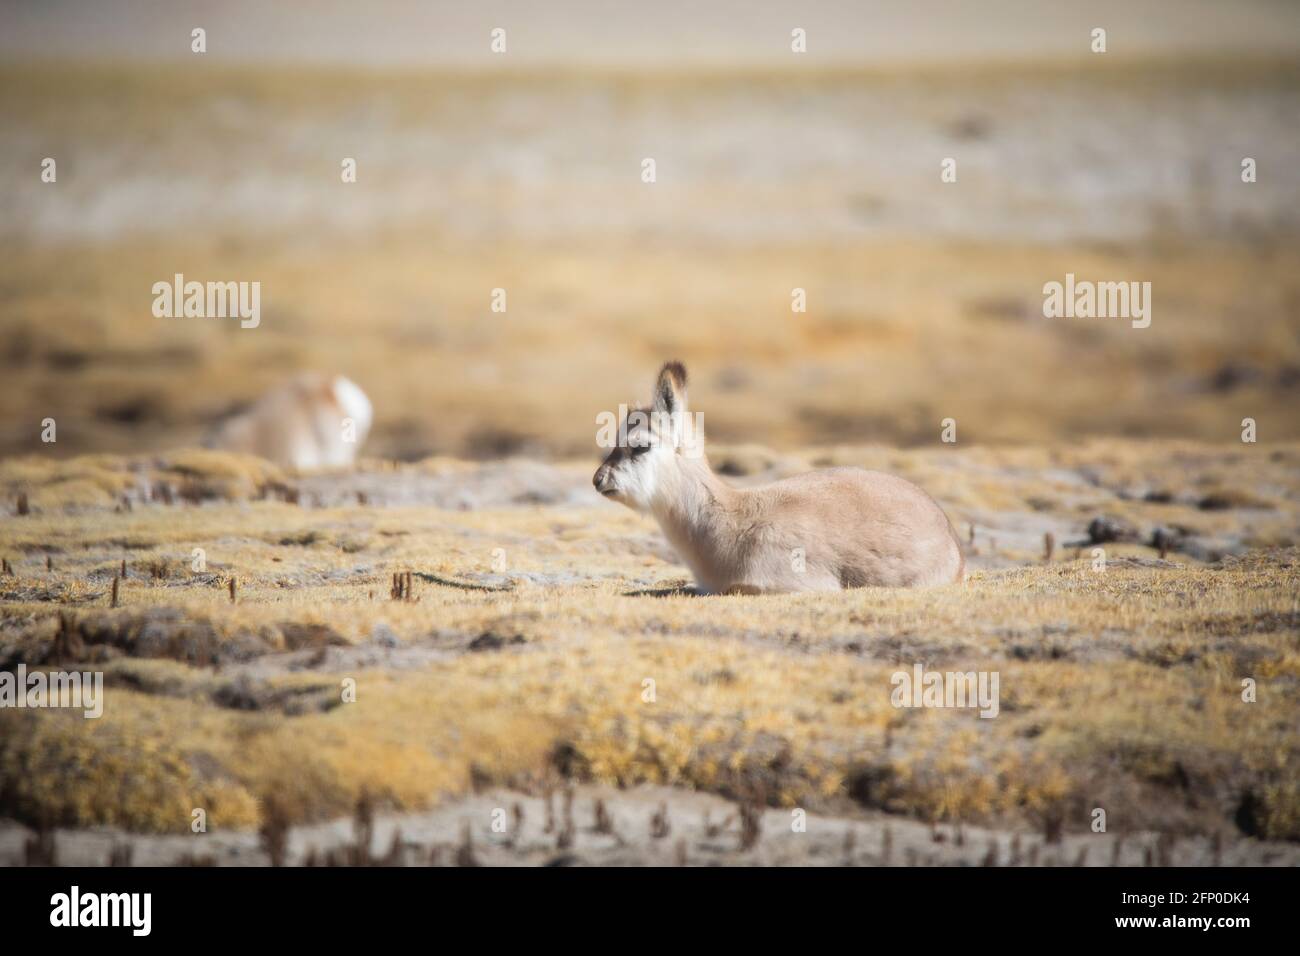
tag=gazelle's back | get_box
[739,467,964,589]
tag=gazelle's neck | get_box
[648,455,742,590]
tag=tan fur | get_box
[594,363,964,594]
[205,373,372,471]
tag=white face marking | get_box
[593,415,672,511]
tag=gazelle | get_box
[205,372,373,471]
[593,362,964,594]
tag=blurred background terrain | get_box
[1,0,1298,458]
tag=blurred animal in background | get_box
[593,362,964,594]
[204,373,372,471]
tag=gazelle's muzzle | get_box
[593,463,616,496]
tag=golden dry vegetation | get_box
[1,443,1296,852]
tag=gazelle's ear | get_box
[652,361,696,452]
[652,361,689,416]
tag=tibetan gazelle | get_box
[593,362,964,594]
[205,372,373,471]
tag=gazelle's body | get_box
[205,373,373,471]
[651,460,963,593]
[594,363,963,594]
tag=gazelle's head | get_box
[593,361,703,512]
